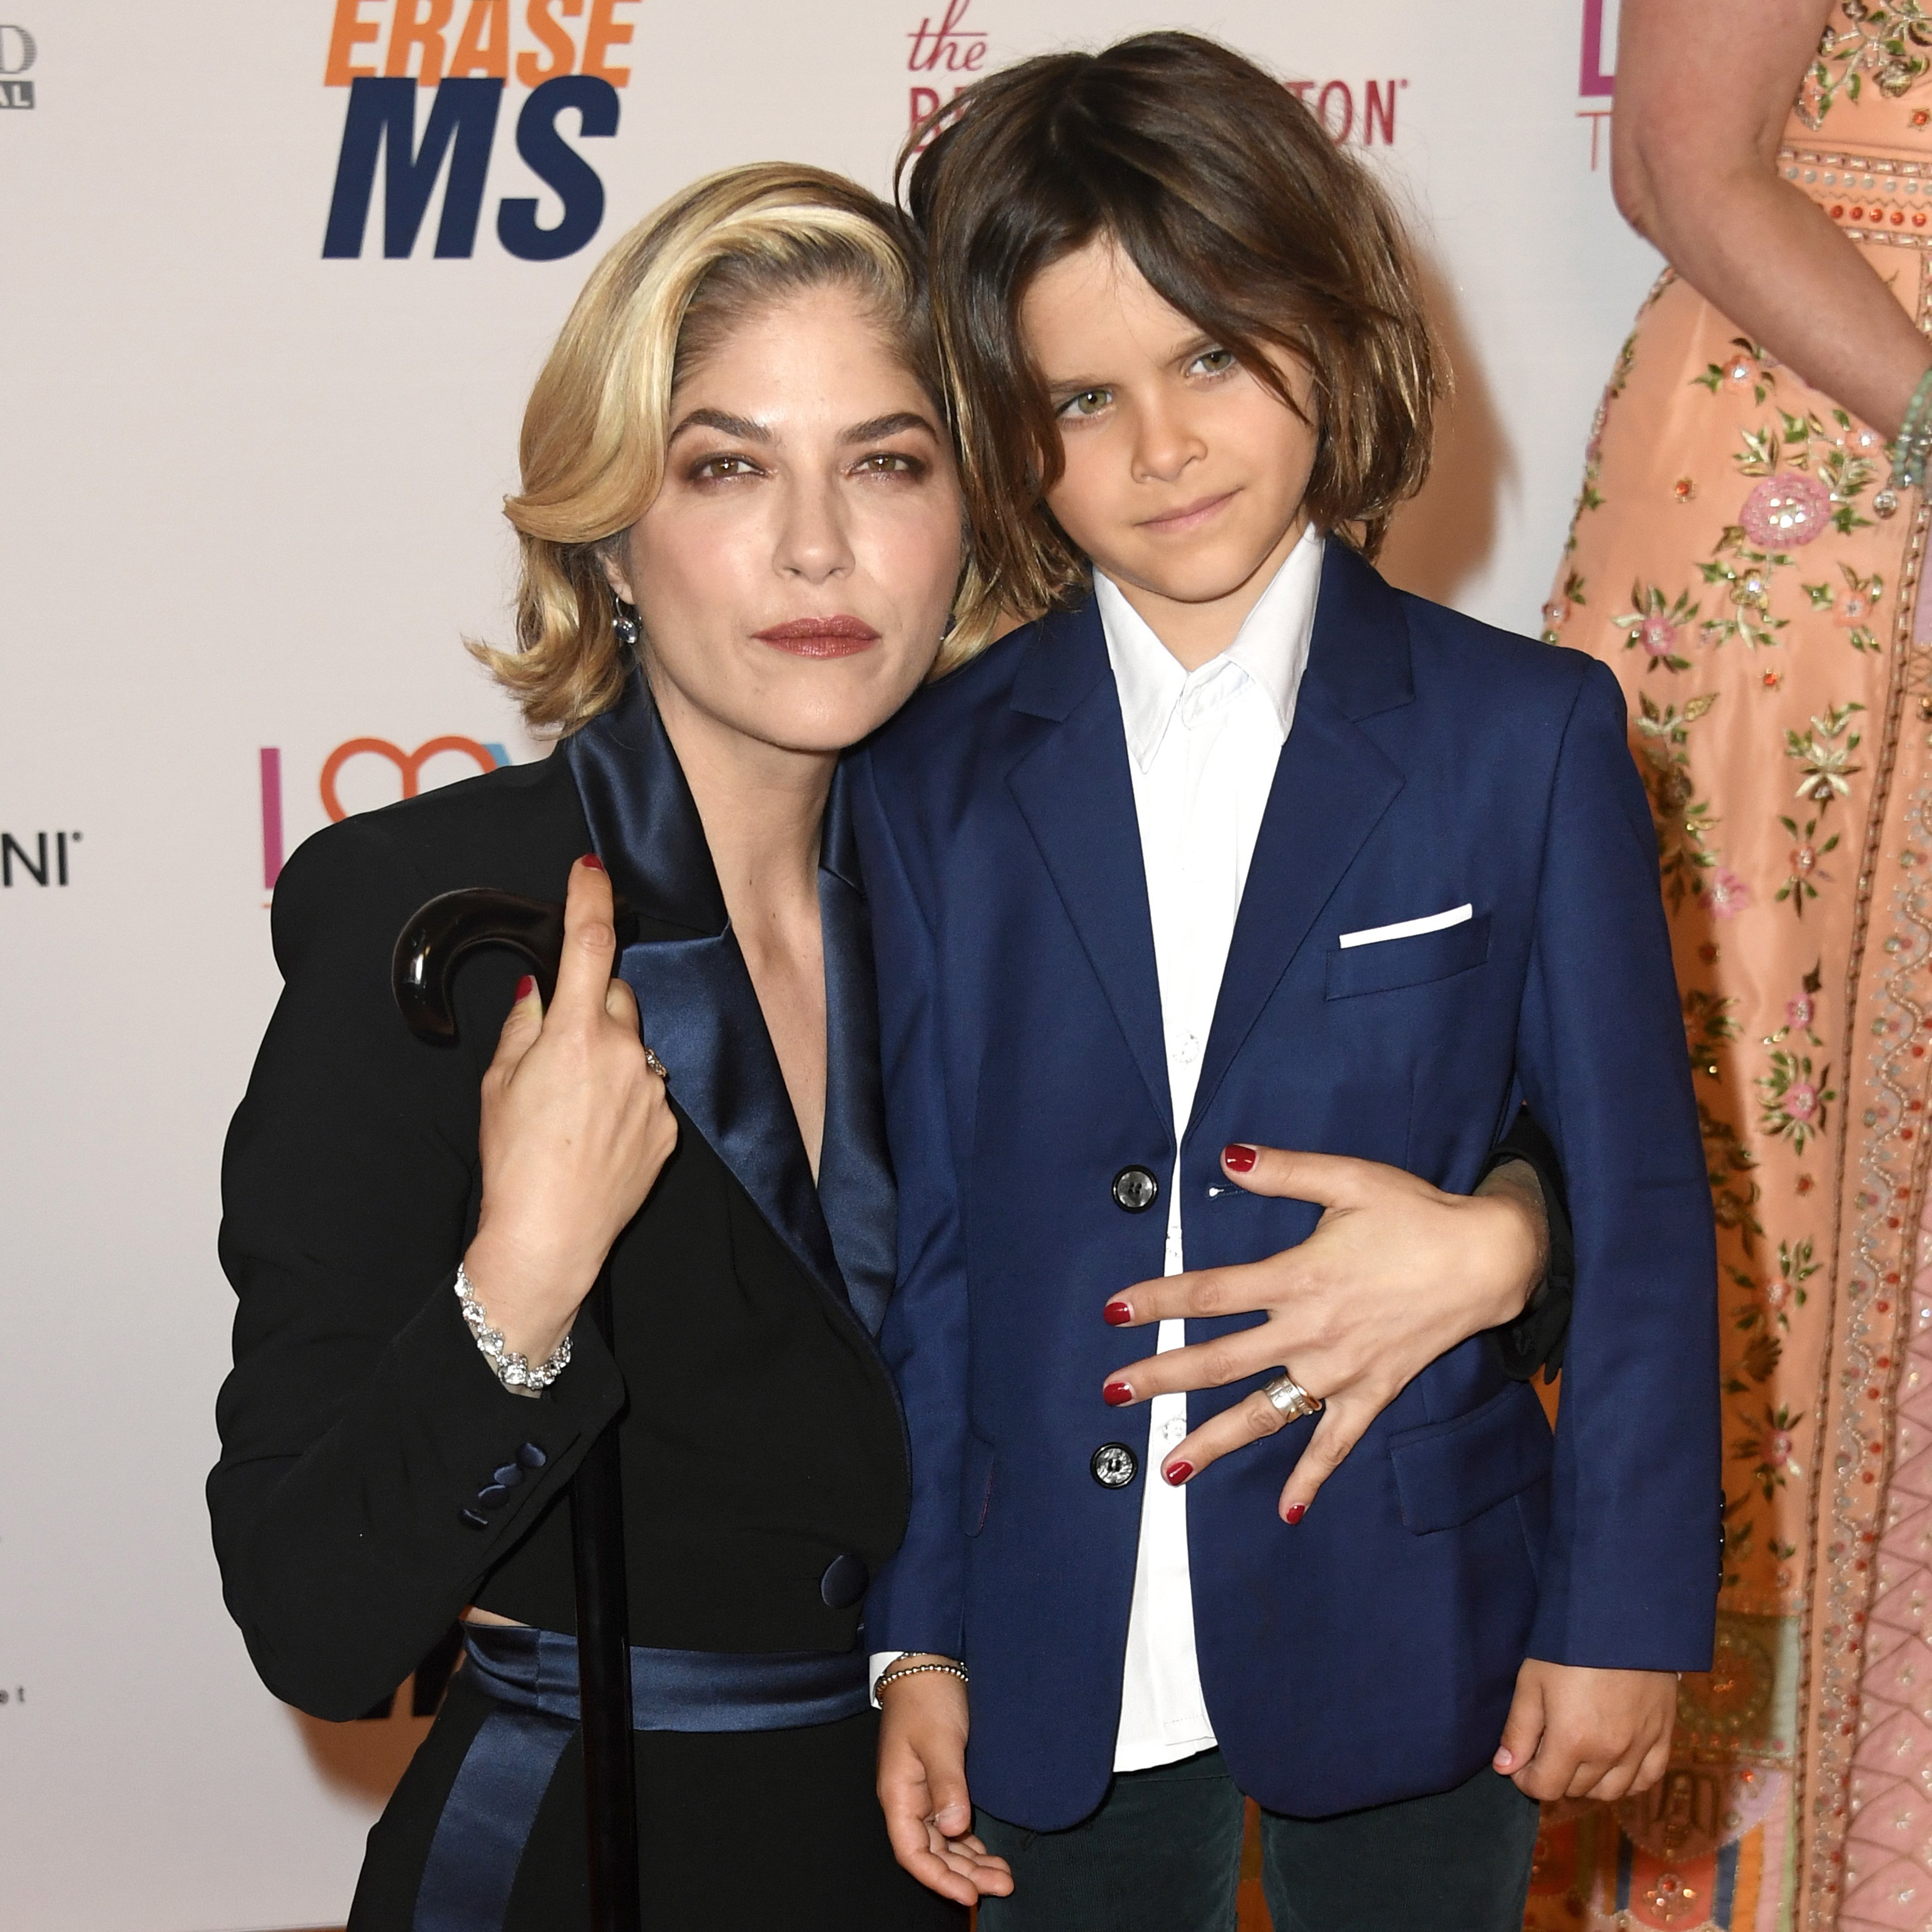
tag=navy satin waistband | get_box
[413,1627,869,1932]
[462,1621,872,1731]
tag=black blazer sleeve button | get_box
[819,1553,870,1609]
[517,1442,548,1470]
[491,1463,526,1488]
[477,1484,511,1510]
[459,1506,490,1529]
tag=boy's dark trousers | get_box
[974,1751,1539,1932]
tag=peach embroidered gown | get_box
[1540,13,1932,1930]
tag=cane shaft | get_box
[571,1268,641,1932]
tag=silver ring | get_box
[1261,1373,1322,1423]
[643,1045,669,1081]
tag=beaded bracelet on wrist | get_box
[455,1264,572,1392]
[875,1660,969,1695]
[1878,362,1932,515]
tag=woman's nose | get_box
[774,477,855,581]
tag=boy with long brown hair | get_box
[854,34,1718,1931]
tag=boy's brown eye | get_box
[1191,349,1236,377]
[1058,388,1112,419]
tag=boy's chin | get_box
[1102,544,1289,610]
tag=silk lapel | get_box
[1186,544,1415,1139]
[1006,600,1173,1137]
[815,772,896,1337]
[562,673,855,1322]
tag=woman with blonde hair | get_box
[209,163,993,1928]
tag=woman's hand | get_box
[1100,1145,1544,1520]
[461,856,676,1362]
[876,1663,1015,1906]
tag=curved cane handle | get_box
[391,887,636,1045]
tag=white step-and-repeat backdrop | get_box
[0,4,1644,1927]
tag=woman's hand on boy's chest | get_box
[1095,1144,1545,1522]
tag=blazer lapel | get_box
[815,770,897,1336]
[1186,544,1415,1139]
[562,673,854,1321]
[1006,600,1173,1137]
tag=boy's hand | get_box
[876,1663,1015,1905]
[1492,1661,1677,1801]
[1099,1145,1546,1520]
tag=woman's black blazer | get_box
[209,686,909,1721]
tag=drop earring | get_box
[612,595,640,653]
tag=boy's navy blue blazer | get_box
[850,541,1721,1830]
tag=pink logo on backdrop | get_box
[1578,0,1617,168]
[258,737,510,890]
[907,0,987,144]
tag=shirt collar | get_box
[1095,525,1325,772]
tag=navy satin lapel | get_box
[562,668,724,936]
[814,770,896,1336]
[562,676,850,1316]
[1186,551,1412,1139]
[1006,606,1173,1137]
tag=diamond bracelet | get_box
[455,1264,571,1392]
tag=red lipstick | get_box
[753,616,881,658]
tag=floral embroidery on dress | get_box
[1775,810,1841,916]
[1799,0,1932,128]
[1701,1100,1763,1254]
[1635,691,1722,906]
[1614,582,1700,671]
[1784,700,1867,811]
[1694,337,1777,404]
[1801,562,1887,652]
[1740,469,1835,547]
[1685,985,1741,1080]
[1541,568,1585,640]
[1733,1403,1807,1501]
[1695,407,1883,650]
[1757,1046,1836,1151]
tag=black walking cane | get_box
[393,887,645,1932]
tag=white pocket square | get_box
[1338,903,1474,950]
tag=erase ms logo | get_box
[322,0,638,261]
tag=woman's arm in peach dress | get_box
[1615,0,1932,434]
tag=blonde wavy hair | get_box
[476,163,998,734]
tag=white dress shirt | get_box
[870,528,1325,1762]
[1101,525,1324,1771]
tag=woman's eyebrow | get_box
[669,407,771,443]
[840,412,938,444]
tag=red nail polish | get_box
[581,853,606,871]
[1164,1461,1193,1486]
[1283,1503,1306,1524]
[1103,1300,1134,1327]
[1222,1144,1257,1172]
[514,975,536,1001]
[1102,1380,1134,1407]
